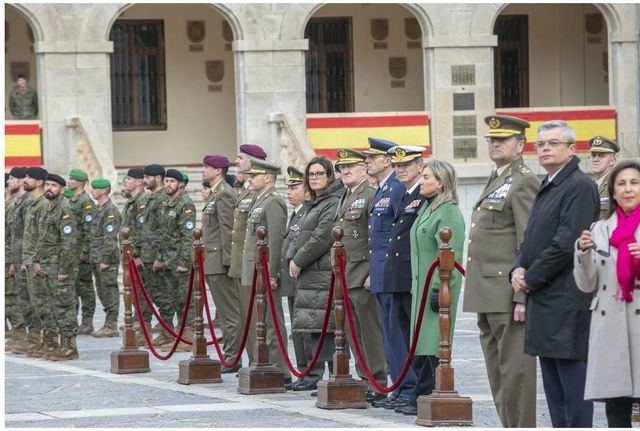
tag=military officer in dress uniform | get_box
[281,166,309,381]
[588,136,619,219]
[240,159,292,387]
[334,149,388,403]
[229,144,267,372]
[364,137,418,407]
[462,115,540,427]
[201,154,242,366]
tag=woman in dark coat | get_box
[289,157,344,391]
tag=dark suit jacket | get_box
[512,155,599,361]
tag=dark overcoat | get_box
[512,155,599,361]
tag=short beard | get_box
[44,191,59,200]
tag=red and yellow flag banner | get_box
[307,112,431,159]
[497,107,616,153]
[5,121,42,167]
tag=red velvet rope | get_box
[339,254,440,394]
[129,259,194,360]
[262,251,335,378]
[455,262,466,276]
[196,252,256,368]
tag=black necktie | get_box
[289,210,296,226]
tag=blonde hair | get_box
[423,159,458,210]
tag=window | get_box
[494,15,529,108]
[305,18,353,113]
[110,20,167,130]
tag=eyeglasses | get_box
[535,140,569,149]
[592,226,611,258]
[307,171,327,178]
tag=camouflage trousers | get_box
[75,260,96,319]
[26,268,54,332]
[15,266,39,332]
[5,265,23,331]
[142,263,169,325]
[163,268,195,328]
[43,264,79,337]
[91,264,120,317]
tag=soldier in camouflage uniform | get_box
[121,168,149,344]
[139,164,168,345]
[7,167,39,354]
[21,167,54,357]
[5,172,22,348]
[37,174,80,360]
[88,179,122,338]
[9,75,38,119]
[156,169,197,351]
[67,168,96,334]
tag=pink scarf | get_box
[610,206,640,302]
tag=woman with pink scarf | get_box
[575,160,640,428]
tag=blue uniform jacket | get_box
[381,185,427,293]
[368,171,405,294]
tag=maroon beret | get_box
[239,144,267,160]
[203,155,230,168]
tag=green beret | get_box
[91,178,111,189]
[63,187,74,199]
[69,168,88,181]
[180,170,189,184]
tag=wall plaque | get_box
[453,93,475,111]
[391,80,405,88]
[206,60,224,83]
[374,42,387,50]
[10,62,30,81]
[453,115,477,136]
[451,65,475,86]
[585,13,603,35]
[189,45,203,52]
[187,20,206,43]
[208,84,223,92]
[370,19,389,41]
[454,138,477,159]
[389,57,407,79]
[405,18,421,40]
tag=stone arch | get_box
[6,3,46,42]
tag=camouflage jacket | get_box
[5,195,15,266]
[34,196,77,274]
[139,188,166,263]
[89,199,122,265]
[122,190,147,258]
[68,190,95,255]
[22,194,49,266]
[9,85,38,119]
[10,192,33,265]
[157,192,196,270]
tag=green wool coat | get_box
[409,200,465,356]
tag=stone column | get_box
[34,41,113,173]
[609,32,639,157]
[232,39,309,161]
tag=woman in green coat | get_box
[405,159,465,413]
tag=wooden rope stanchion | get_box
[416,227,472,426]
[238,226,286,394]
[110,228,150,374]
[178,228,222,384]
[316,226,367,409]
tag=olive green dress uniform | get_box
[89,198,122,328]
[37,195,79,344]
[333,153,387,391]
[463,116,539,428]
[229,185,254,279]
[5,194,23,336]
[22,194,53,351]
[9,192,39,351]
[68,191,96,328]
[157,191,196,328]
[596,173,611,220]
[202,179,242,362]
[588,136,620,220]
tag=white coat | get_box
[573,213,640,401]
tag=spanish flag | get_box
[5,121,42,167]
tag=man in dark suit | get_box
[365,138,418,408]
[511,120,598,427]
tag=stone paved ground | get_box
[5,292,615,428]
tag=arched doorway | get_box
[303,4,429,158]
[109,3,237,166]
[494,4,609,108]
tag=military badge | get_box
[62,213,70,219]
[395,148,406,158]
[84,214,93,222]
[239,198,253,210]
[185,221,195,230]
[352,230,359,239]
[489,117,501,129]
[106,225,114,233]
[85,204,93,210]
[168,210,176,218]
[375,198,390,208]
[139,204,146,210]
[63,225,72,234]
[290,224,299,233]
[107,214,115,219]
[185,208,193,214]
[138,215,145,224]
[593,136,603,147]
[338,149,349,159]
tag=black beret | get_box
[26,167,48,180]
[127,168,144,179]
[5,173,9,187]
[46,173,66,187]
[165,169,183,181]
[143,164,165,177]
[9,167,28,179]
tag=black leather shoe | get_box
[292,379,317,391]
[366,390,387,403]
[221,364,241,374]
[397,404,418,416]
[384,397,409,410]
[283,378,293,390]
[310,391,317,397]
[372,396,393,408]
